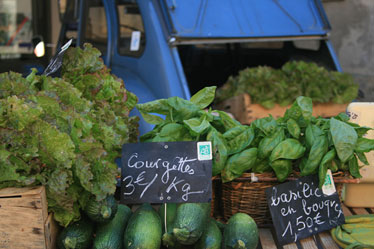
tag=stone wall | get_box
[323,0,374,101]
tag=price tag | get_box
[265,175,345,245]
[120,141,212,204]
[322,169,336,196]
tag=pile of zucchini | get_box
[57,200,259,249]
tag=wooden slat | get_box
[299,237,318,249]
[0,188,48,249]
[283,243,299,249]
[214,93,348,124]
[351,207,369,215]
[259,228,277,249]
[0,186,44,197]
[342,204,353,216]
[318,232,339,249]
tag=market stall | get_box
[1,44,374,249]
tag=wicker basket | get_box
[218,171,358,227]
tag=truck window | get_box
[0,0,33,59]
[117,1,145,57]
[84,0,107,55]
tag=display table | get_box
[257,204,374,249]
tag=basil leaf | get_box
[355,137,374,153]
[207,129,228,176]
[221,148,257,183]
[355,152,369,165]
[214,110,241,131]
[305,124,324,150]
[301,135,328,176]
[348,155,362,178]
[330,117,358,163]
[190,86,216,109]
[269,138,305,162]
[153,123,193,142]
[287,118,300,139]
[317,149,336,188]
[167,97,200,121]
[258,128,285,159]
[223,126,255,155]
[138,111,164,125]
[354,126,373,137]
[284,96,313,127]
[183,117,211,137]
[270,159,292,182]
[252,159,272,173]
[136,98,169,115]
[252,116,278,136]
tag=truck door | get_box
[78,0,111,65]
[58,0,111,65]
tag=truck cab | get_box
[58,0,342,134]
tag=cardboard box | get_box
[344,102,374,207]
[214,93,348,124]
[0,186,58,249]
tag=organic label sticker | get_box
[322,169,336,196]
[130,31,141,51]
[197,142,212,161]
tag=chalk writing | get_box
[266,175,345,245]
[121,141,212,204]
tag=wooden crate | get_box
[0,186,59,249]
[214,93,348,124]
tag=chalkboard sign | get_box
[120,141,212,204]
[265,175,345,245]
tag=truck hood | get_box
[162,0,331,40]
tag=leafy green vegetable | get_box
[355,138,374,153]
[348,155,362,178]
[0,44,138,227]
[301,135,328,176]
[318,149,337,188]
[215,61,358,107]
[269,138,305,162]
[223,126,255,155]
[270,159,292,182]
[330,118,358,163]
[287,118,300,139]
[221,148,257,182]
[207,129,228,176]
[258,128,285,159]
[190,86,217,109]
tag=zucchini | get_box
[124,203,162,249]
[172,202,211,245]
[93,204,132,249]
[84,195,118,223]
[194,218,222,249]
[223,213,258,249]
[57,217,94,249]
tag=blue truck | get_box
[58,0,342,135]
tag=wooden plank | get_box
[44,213,59,249]
[351,207,369,215]
[299,237,318,249]
[342,204,353,216]
[318,232,339,249]
[215,93,348,124]
[259,228,277,249]
[0,187,47,249]
[283,243,299,249]
[0,186,44,197]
